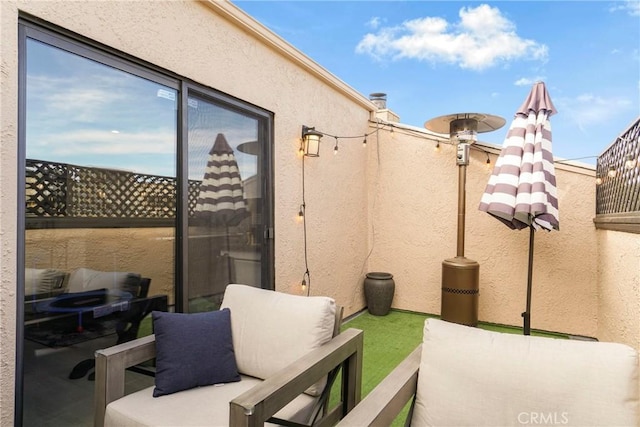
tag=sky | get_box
[234,0,640,165]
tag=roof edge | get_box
[204,0,377,113]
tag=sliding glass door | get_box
[186,93,267,312]
[18,21,273,426]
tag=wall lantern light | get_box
[301,125,323,157]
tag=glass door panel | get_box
[22,37,176,426]
[187,94,263,312]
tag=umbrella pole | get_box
[523,226,534,335]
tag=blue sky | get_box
[234,0,640,165]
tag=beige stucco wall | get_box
[597,230,640,350]
[366,123,600,337]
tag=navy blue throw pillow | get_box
[152,308,240,397]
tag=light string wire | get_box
[368,119,600,168]
[300,151,311,296]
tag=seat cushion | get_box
[220,284,336,396]
[105,375,318,427]
[412,318,639,427]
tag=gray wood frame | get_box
[336,345,422,427]
[94,308,363,427]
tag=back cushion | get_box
[25,268,67,294]
[412,318,639,426]
[67,268,141,294]
[220,284,336,396]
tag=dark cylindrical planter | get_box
[364,272,395,316]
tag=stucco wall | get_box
[597,230,640,350]
[366,124,599,337]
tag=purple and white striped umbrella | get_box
[479,82,559,231]
[194,133,248,227]
[478,81,558,335]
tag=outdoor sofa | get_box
[338,318,639,426]
[94,284,364,426]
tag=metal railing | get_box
[594,117,640,233]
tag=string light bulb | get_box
[333,137,339,155]
[301,279,307,292]
[608,166,617,178]
[595,176,603,185]
[435,141,440,151]
[625,154,637,170]
[362,136,367,147]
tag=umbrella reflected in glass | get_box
[192,133,249,299]
[195,133,249,227]
[479,81,559,335]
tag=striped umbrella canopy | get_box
[194,133,248,227]
[479,81,559,230]
[478,81,558,335]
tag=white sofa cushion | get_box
[105,375,316,427]
[412,318,639,426]
[67,268,140,293]
[221,284,336,396]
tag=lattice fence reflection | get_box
[26,160,200,218]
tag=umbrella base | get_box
[441,257,479,327]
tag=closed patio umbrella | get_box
[478,81,559,335]
[195,133,248,227]
[192,133,249,296]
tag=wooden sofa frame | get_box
[94,306,364,427]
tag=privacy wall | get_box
[366,124,600,338]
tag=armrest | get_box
[336,344,421,427]
[229,327,364,427]
[94,334,157,427]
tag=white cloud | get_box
[514,76,547,86]
[367,17,382,29]
[555,93,633,134]
[610,0,640,16]
[355,4,548,70]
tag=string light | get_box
[608,166,617,178]
[595,176,603,185]
[362,136,367,147]
[435,141,440,151]
[625,154,637,170]
[333,137,339,155]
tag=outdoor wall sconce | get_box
[301,125,323,157]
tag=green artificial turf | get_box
[334,309,569,425]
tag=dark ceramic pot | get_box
[364,272,395,316]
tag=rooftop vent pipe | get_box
[369,93,387,110]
